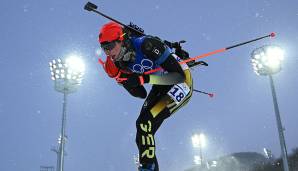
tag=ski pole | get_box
[144,32,276,75]
[193,89,214,98]
[180,32,276,65]
[84,2,145,36]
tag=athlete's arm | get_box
[122,79,147,99]
[141,36,185,85]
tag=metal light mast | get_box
[49,56,85,171]
[251,45,289,171]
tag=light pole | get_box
[192,133,206,166]
[251,45,289,171]
[49,56,85,171]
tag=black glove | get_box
[122,83,147,99]
[124,73,150,87]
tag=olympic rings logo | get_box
[132,59,154,73]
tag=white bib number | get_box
[167,83,190,104]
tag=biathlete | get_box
[98,22,193,171]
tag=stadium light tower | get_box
[251,45,289,171]
[49,55,85,171]
[192,133,206,166]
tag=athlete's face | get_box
[102,41,123,61]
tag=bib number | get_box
[167,83,190,104]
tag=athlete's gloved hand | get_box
[124,73,150,87]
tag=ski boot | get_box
[138,163,155,171]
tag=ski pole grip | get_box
[84,2,98,11]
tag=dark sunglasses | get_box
[101,41,117,51]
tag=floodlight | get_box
[192,133,207,166]
[192,133,206,148]
[251,45,284,75]
[49,56,85,94]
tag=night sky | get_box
[0,1,297,171]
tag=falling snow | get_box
[23,5,29,12]
[1,1,298,171]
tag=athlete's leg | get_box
[136,70,193,171]
[136,85,168,170]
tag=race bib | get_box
[167,83,190,104]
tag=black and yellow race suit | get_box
[117,35,193,171]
